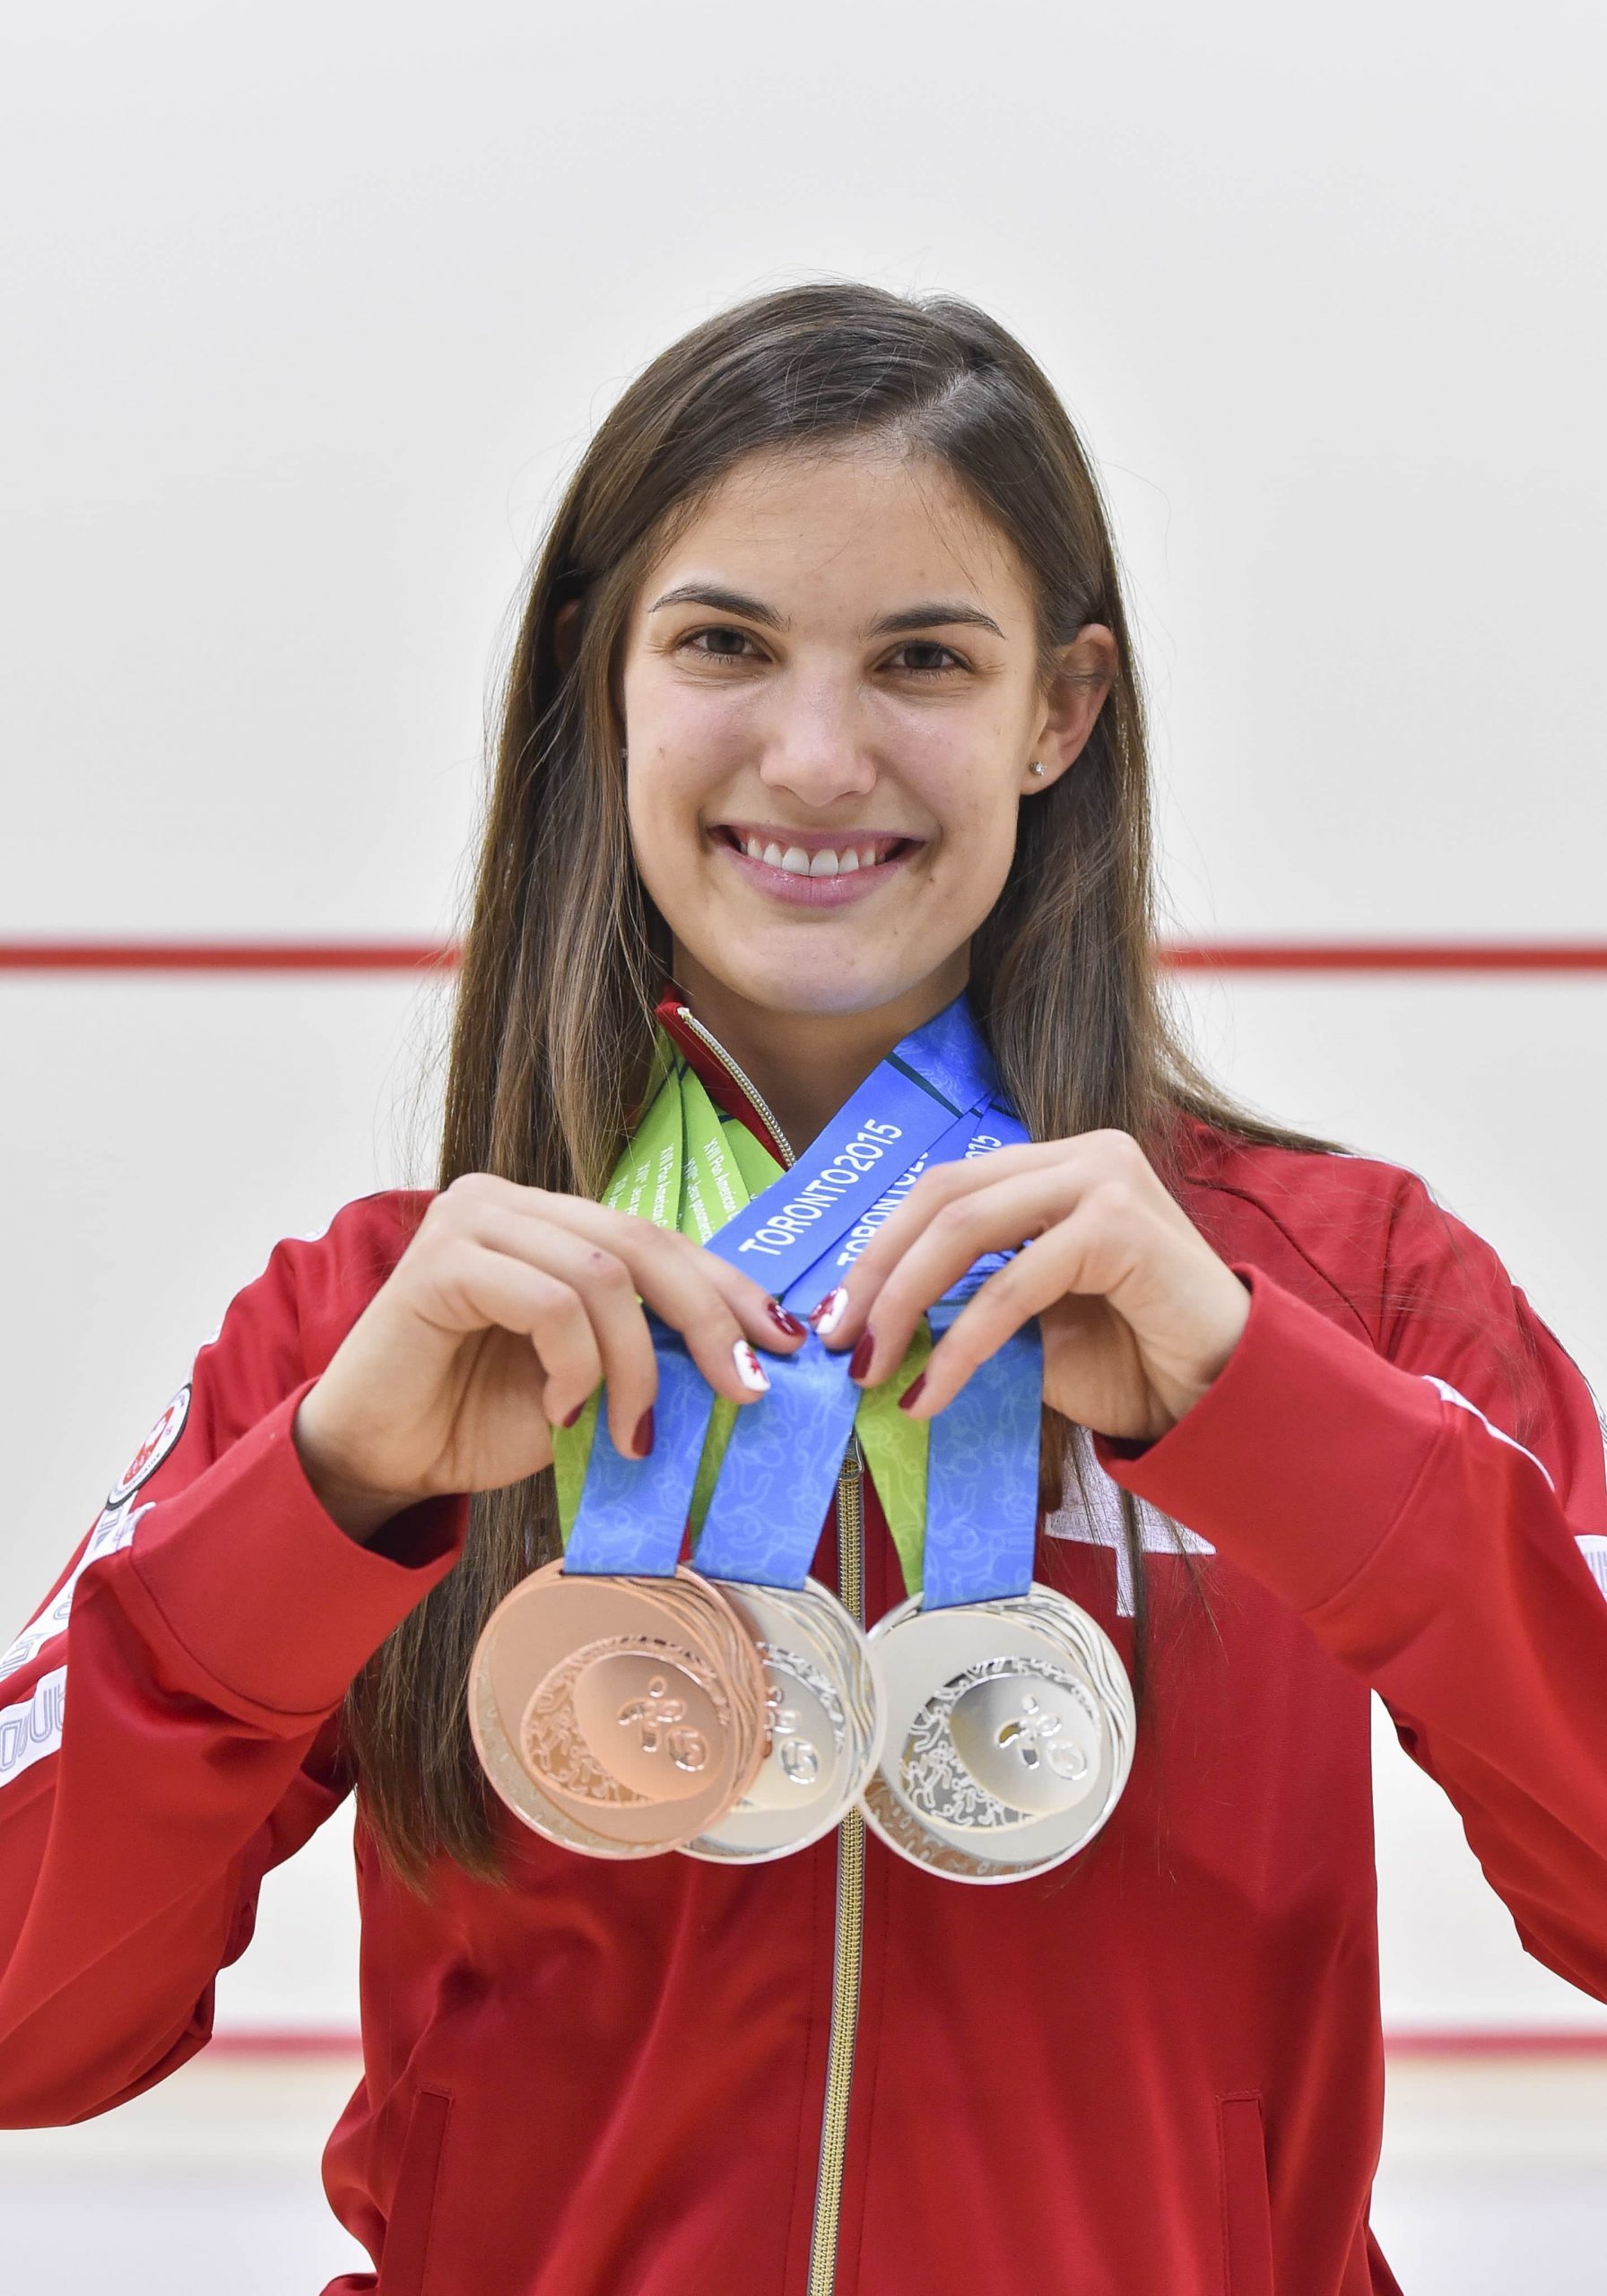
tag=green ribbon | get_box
[550,1030,933,1594]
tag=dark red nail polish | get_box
[767,1300,808,1339]
[897,1372,927,1414]
[848,1330,875,1383]
[560,1399,586,1428]
[633,1408,655,1457]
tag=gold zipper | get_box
[807,1435,865,2296]
[670,1000,866,2294]
[673,1004,795,1166]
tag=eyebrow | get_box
[647,582,1006,641]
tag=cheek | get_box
[623,669,749,831]
[925,764,1021,875]
[624,756,722,939]
[626,748,716,848]
[627,655,751,770]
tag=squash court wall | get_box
[3,0,1604,2284]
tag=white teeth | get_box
[738,838,894,875]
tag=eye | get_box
[675,627,968,676]
[678,625,761,664]
[890,640,966,677]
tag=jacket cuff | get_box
[1090,1263,1446,1614]
[127,1377,470,1725]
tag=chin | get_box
[695,942,926,1019]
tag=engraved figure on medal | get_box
[615,1674,709,1772]
[521,1636,729,1807]
[680,1578,886,1864]
[468,1559,769,1857]
[733,1641,847,1812]
[860,1586,1137,1883]
[899,1655,1105,1831]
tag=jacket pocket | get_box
[378,2086,453,2296]
[1218,2092,1274,2296]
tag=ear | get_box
[1024,622,1118,794]
[553,596,582,674]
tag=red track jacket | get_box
[4,1008,1607,2295]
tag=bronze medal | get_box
[468,1561,769,1856]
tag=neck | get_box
[670,948,970,1152]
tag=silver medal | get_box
[682,1578,885,1864]
[860,1584,1134,1883]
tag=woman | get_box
[3,282,1605,2296]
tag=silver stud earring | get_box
[1028,759,1046,778]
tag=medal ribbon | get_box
[555,994,1042,1606]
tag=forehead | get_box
[637,442,1030,621]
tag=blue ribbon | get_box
[565,995,1043,1608]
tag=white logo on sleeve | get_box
[0,1668,66,1790]
[106,1384,191,1506]
[1420,1375,1557,1494]
[1420,1374,1607,1602]
[0,1500,152,1683]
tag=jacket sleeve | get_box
[0,1195,468,2126]
[1091,1165,1607,2006]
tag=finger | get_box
[472,1206,779,1427]
[899,1210,1108,1418]
[495,1192,810,1357]
[440,1175,812,1354]
[693,1247,813,1353]
[608,1227,790,1404]
[429,1240,613,1431]
[461,1214,661,1457]
[808,1144,1070,1351]
[838,1164,1087,1387]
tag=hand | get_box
[292,1174,806,1542]
[811,1131,1249,1444]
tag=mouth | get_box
[708,821,923,906]
[708,820,923,909]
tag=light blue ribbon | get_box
[566,995,1043,1607]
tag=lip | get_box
[708,822,923,909]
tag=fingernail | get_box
[560,1399,586,1428]
[897,1371,927,1415]
[848,1329,875,1383]
[733,1340,771,1394]
[633,1408,655,1457]
[767,1300,808,1340]
[811,1286,849,1338]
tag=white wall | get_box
[2,0,1604,2047]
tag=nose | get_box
[754,675,878,810]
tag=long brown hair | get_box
[345,279,1357,1888]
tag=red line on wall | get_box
[3,941,1607,976]
[1163,942,1607,973]
[0,941,461,973]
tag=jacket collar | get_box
[653,983,791,1166]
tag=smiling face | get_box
[615,439,1114,1035]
